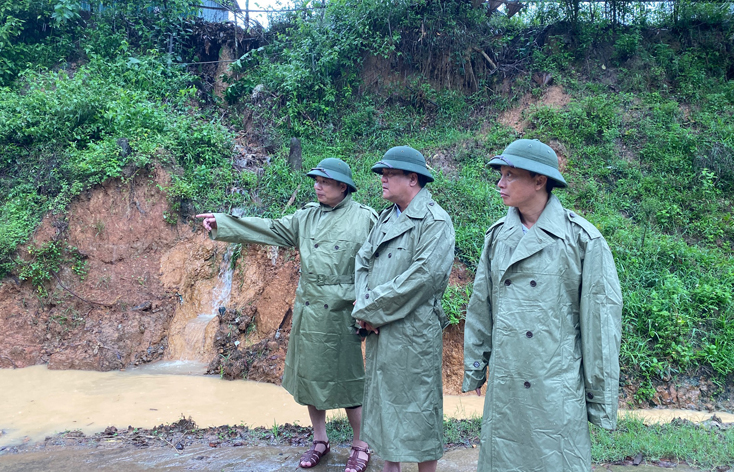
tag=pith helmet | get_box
[371,146,434,183]
[306,158,357,192]
[488,139,567,188]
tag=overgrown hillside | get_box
[1,0,733,405]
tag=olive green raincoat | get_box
[462,195,622,472]
[210,195,377,410]
[352,188,455,463]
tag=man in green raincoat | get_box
[462,139,623,472]
[197,158,377,472]
[352,146,455,472]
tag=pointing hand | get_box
[195,213,217,232]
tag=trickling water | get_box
[165,245,236,363]
[211,245,236,310]
[178,315,218,361]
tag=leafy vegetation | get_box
[332,413,734,468]
[0,1,247,278]
[17,240,87,297]
[230,0,734,398]
[1,0,733,408]
[591,416,734,470]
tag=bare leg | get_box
[301,405,328,467]
[345,407,368,447]
[417,460,437,472]
[382,461,401,472]
[345,407,369,472]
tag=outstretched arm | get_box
[196,212,300,248]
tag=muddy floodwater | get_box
[2,364,734,447]
[0,364,489,447]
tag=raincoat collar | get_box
[378,187,433,245]
[382,187,432,222]
[530,194,567,239]
[498,194,567,275]
[319,193,352,212]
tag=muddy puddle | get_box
[0,443,704,472]
[0,364,486,447]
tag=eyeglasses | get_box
[380,169,407,179]
[310,167,334,179]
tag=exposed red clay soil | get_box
[497,84,571,134]
[0,165,300,378]
[0,166,180,371]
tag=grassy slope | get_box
[0,0,732,445]
[236,14,734,404]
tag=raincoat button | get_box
[473,361,480,368]
[526,331,533,338]
[524,381,531,388]
[388,253,392,258]
[429,202,435,206]
[305,301,310,306]
[365,294,370,299]
[335,245,339,250]
[375,252,380,257]
[570,212,576,218]
[324,304,329,309]
[314,243,319,248]
[587,392,594,399]
[505,279,512,286]
[530,280,537,287]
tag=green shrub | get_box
[17,240,87,297]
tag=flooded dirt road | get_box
[1,364,730,471]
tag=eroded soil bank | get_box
[0,164,298,382]
[0,161,733,416]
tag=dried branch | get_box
[473,46,497,70]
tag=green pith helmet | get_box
[371,146,434,183]
[306,158,357,192]
[489,139,567,188]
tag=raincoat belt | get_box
[302,273,355,286]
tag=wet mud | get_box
[0,425,705,472]
[0,446,705,472]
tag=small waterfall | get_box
[155,245,237,372]
[177,245,235,361]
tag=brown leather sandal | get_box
[345,445,370,472]
[299,440,330,468]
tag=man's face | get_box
[497,166,539,208]
[313,176,346,207]
[380,169,412,204]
